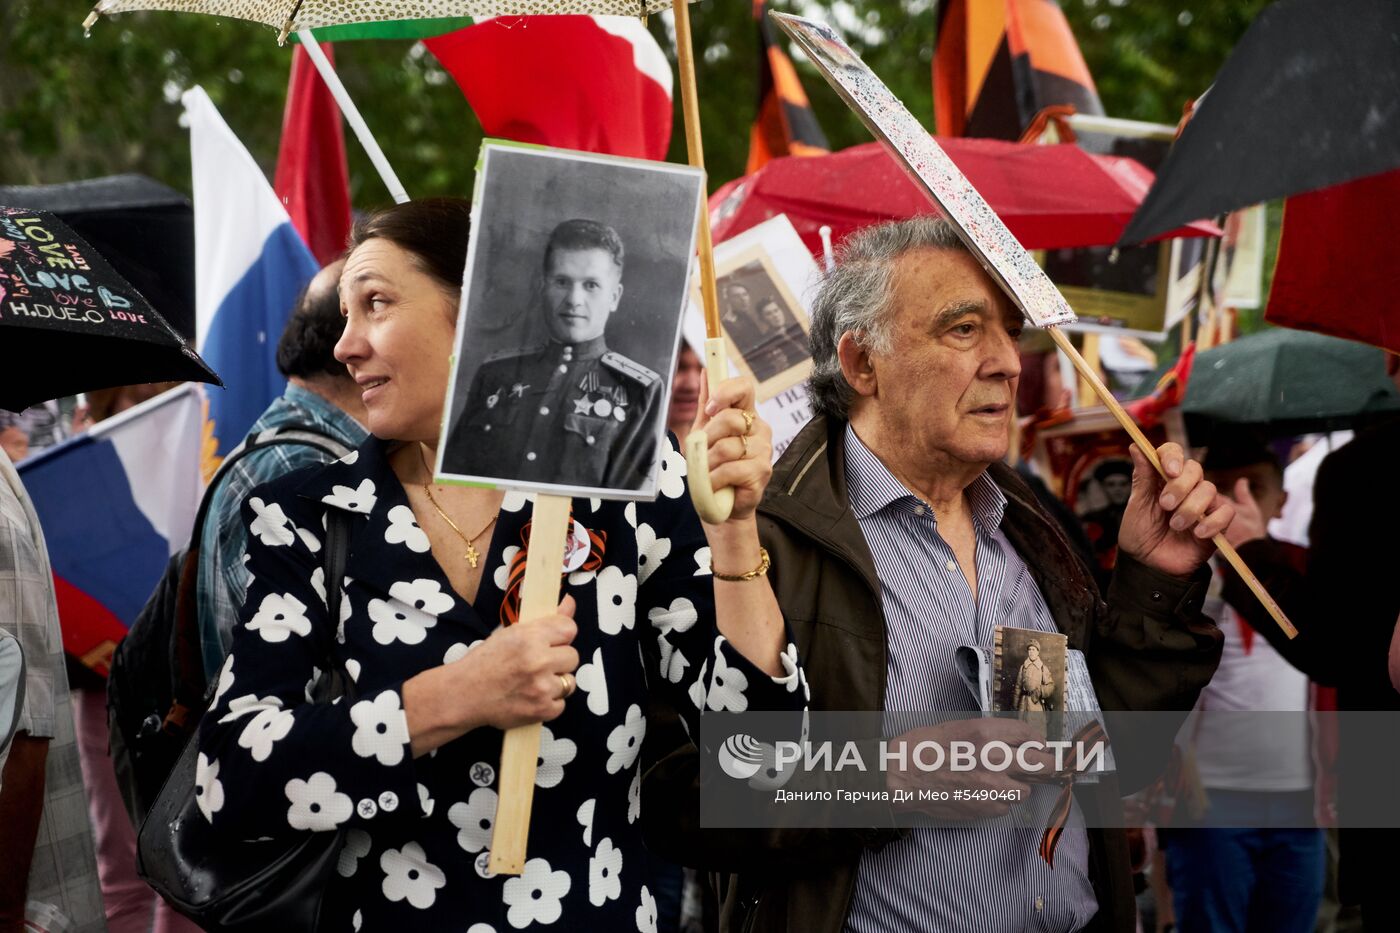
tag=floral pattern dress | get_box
[197,436,807,931]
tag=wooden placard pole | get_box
[488,494,572,876]
[672,0,736,525]
[1046,326,1297,639]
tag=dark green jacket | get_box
[643,416,1222,933]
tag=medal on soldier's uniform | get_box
[510,383,529,398]
[486,389,500,409]
[572,394,593,415]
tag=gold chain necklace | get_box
[417,446,497,568]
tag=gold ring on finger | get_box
[559,673,575,699]
[741,409,755,435]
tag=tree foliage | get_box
[2,1,1272,210]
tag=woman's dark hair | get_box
[349,197,473,294]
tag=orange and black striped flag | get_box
[747,0,830,174]
[934,0,1103,140]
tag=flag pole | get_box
[672,0,736,524]
[295,31,410,205]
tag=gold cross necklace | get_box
[417,446,497,568]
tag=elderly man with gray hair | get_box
[645,217,1232,933]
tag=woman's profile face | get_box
[335,237,459,444]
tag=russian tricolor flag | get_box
[185,85,320,459]
[18,385,203,675]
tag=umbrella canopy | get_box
[1120,0,1400,246]
[0,175,195,341]
[86,0,693,35]
[1182,327,1400,442]
[710,136,1221,257]
[0,206,220,412]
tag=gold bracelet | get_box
[712,547,771,582]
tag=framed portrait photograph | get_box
[436,141,705,499]
[993,626,1068,722]
[714,244,814,400]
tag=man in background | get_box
[197,258,367,678]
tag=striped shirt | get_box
[841,426,1097,933]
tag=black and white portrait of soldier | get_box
[439,144,705,497]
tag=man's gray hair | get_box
[807,216,969,420]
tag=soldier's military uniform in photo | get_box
[447,219,663,490]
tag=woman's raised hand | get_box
[691,375,773,524]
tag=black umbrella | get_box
[0,175,196,341]
[1119,0,1400,246]
[0,206,220,412]
[1182,327,1400,444]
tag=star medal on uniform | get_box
[486,388,501,409]
[572,394,593,415]
[510,383,530,398]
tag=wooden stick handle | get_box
[685,338,736,523]
[1045,326,1297,640]
[488,494,573,876]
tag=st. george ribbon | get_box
[769,12,1296,640]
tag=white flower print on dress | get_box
[656,634,690,685]
[706,639,751,712]
[688,661,708,710]
[417,782,435,818]
[346,658,361,683]
[574,648,609,716]
[628,771,641,824]
[635,522,671,585]
[248,497,296,547]
[247,592,312,643]
[636,884,659,933]
[588,836,623,906]
[211,653,235,706]
[656,444,687,499]
[384,505,430,553]
[380,842,445,910]
[776,642,804,695]
[238,706,295,762]
[368,578,451,646]
[624,502,638,529]
[467,926,497,933]
[322,478,377,515]
[336,829,372,878]
[352,911,361,931]
[605,704,646,775]
[195,753,224,822]
[502,858,571,929]
[338,450,360,465]
[536,725,578,789]
[648,597,698,639]
[296,525,321,554]
[596,567,637,636]
[492,546,522,591]
[285,771,353,831]
[577,798,595,846]
[693,546,712,577]
[447,787,497,853]
[350,690,410,766]
[500,490,531,512]
[218,694,283,724]
[443,640,481,664]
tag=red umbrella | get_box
[709,136,1220,256]
[1265,167,1400,356]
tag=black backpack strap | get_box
[323,509,351,624]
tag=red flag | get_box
[274,43,352,266]
[1265,168,1400,356]
[935,0,1103,140]
[426,16,673,160]
[748,0,829,173]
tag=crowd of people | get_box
[2,208,1397,933]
